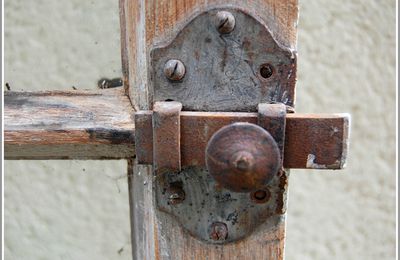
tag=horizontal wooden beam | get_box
[135,111,350,169]
[4,88,135,159]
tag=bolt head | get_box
[164,59,185,81]
[209,222,228,241]
[216,11,235,34]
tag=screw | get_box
[216,11,235,34]
[164,59,185,81]
[209,222,228,241]
[168,186,185,205]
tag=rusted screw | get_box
[164,59,185,81]
[216,11,235,34]
[209,222,228,241]
[168,187,185,205]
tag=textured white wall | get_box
[4,1,396,260]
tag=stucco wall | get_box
[4,1,396,259]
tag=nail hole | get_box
[259,64,274,79]
[250,189,270,203]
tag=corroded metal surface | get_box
[152,101,182,174]
[206,122,280,192]
[134,111,350,169]
[142,7,349,245]
[155,166,289,244]
[258,103,287,156]
[153,105,288,243]
[151,8,296,112]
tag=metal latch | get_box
[134,8,350,244]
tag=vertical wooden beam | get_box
[120,0,298,259]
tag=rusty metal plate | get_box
[156,166,289,244]
[151,8,297,112]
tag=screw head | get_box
[167,186,185,205]
[216,11,235,34]
[209,222,228,241]
[164,59,185,81]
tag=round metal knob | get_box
[205,122,280,192]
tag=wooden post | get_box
[119,1,299,259]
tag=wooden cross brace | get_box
[4,1,350,259]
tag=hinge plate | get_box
[156,166,289,244]
[150,8,297,112]
[152,102,287,243]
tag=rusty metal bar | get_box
[258,103,287,157]
[135,111,350,169]
[152,101,183,174]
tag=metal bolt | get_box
[209,222,228,241]
[216,11,235,34]
[164,59,185,81]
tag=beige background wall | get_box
[4,1,396,259]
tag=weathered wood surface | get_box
[135,112,350,169]
[4,88,135,159]
[120,0,298,259]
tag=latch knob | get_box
[205,122,281,192]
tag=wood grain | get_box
[4,88,135,159]
[120,0,298,259]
